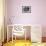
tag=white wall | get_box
[7,0,46,37]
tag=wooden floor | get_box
[3,40,46,46]
[3,40,31,46]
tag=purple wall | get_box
[6,0,46,37]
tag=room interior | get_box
[0,0,46,46]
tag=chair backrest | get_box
[12,25,25,36]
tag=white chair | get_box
[12,25,25,43]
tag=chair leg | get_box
[12,31,13,43]
[15,36,16,43]
[25,30,26,43]
[1,42,3,46]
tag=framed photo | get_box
[22,6,31,13]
